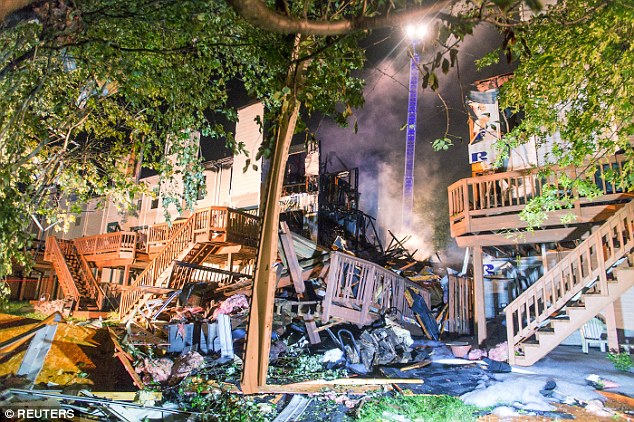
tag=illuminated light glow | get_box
[405,23,428,40]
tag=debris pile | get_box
[2,226,633,421]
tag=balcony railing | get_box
[448,155,631,237]
[74,231,138,260]
[146,206,260,254]
[322,251,429,326]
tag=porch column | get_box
[604,303,619,352]
[473,246,487,345]
[122,265,131,286]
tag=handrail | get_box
[43,237,81,304]
[74,231,137,257]
[448,155,630,233]
[146,220,187,251]
[77,253,106,309]
[322,251,423,325]
[226,208,261,246]
[168,261,252,290]
[505,200,634,359]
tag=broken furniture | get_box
[322,251,430,327]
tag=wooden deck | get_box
[118,206,261,319]
[73,231,139,268]
[448,155,633,246]
[146,206,260,256]
[59,206,260,268]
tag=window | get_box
[136,200,142,211]
[151,188,159,209]
[197,176,207,200]
[75,216,82,227]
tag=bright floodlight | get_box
[405,23,428,40]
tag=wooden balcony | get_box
[146,206,260,256]
[448,155,633,247]
[73,231,140,268]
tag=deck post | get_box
[604,302,619,352]
[123,265,131,286]
[473,246,487,346]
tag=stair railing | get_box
[118,209,212,318]
[168,261,252,290]
[146,219,188,253]
[227,208,261,247]
[77,253,106,309]
[44,237,81,304]
[118,206,262,319]
[505,200,634,361]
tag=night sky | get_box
[314,24,515,263]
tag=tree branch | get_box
[227,0,454,35]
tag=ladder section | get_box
[44,237,105,310]
[505,200,634,365]
[44,237,81,306]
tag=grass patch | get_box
[1,301,46,320]
[356,394,479,422]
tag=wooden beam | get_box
[455,228,577,247]
[123,264,131,286]
[278,221,305,295]
[473,246,487,346]
[603,303,619,352]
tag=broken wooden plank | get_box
[89,391,163,402]
[302,314,321,344]
[108,328,144,389]
[259,383,387,394]
[283,378,423,387]
[400,360,432,372]
[315,318,345,333]
[278,221,305,295]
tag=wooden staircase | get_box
[44,237,105,311]
[118,212,200,320]
[505,200,634,366]
[118,207,260,320]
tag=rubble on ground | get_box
[2,233,633,421]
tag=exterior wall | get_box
[230,102,264,209]
[195,165,232,208]
[46,102,264,240]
